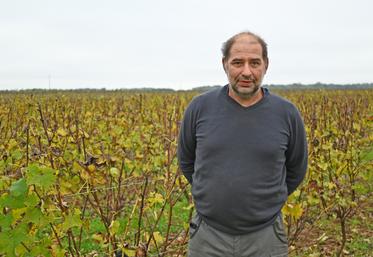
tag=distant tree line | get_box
[1,83,372,93]
[192,83,373,92]
[264,82,373,90]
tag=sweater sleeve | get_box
[177,100,198,184]
[285,107,308,195]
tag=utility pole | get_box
[48,74,51,90]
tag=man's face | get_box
[223,35,268,100]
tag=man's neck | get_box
[228,87,264,107]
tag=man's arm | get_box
[285,107,308,195]
[177,101,197,184]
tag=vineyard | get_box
[0,89,372,257]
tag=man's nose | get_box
[241,63,252,77]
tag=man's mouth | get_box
[239,80,255,86]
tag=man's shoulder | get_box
[266,90,299,112]
[263,89,304,121]
[194,86,223,100]
[188,86,224,108]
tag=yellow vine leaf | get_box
[109,220,121,235]
[57,128,68,137]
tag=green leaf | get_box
[109,220,120,235]
[0,193,26,209]
[24,192,40,208]
[0,223,29,256]
[62,209,82,231]
[110,167,120,178]
[11,150,23,161]
[30,245,51,257]
[0,160,5,171]
[10,179,28,197]
[26,164,56,190]
[0,176,10,191]
[0,231,15,256]
[24,208,43,225]
[12,224,29,249]
[0,214,13,231]
[362,148,373,162]
[7,139,18,150]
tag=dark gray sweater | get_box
[177,85,308,235]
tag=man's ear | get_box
[265,59,269,72]
[222,58,227,72]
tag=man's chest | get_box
[195,112,290,159]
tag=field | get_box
[0,89,372,257]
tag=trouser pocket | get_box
[273,214,288,244]
[189,212,202,239]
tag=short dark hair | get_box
[221,31,268,66]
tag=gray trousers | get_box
[188,213,288,257]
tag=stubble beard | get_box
[231,81,261,100]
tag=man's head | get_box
[222,31,269,68]
[222,31,269,102]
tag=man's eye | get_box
[232,61,242,66]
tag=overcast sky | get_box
[1,0,372,90]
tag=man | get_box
[177,31,308,257]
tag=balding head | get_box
[222,31,269,69]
